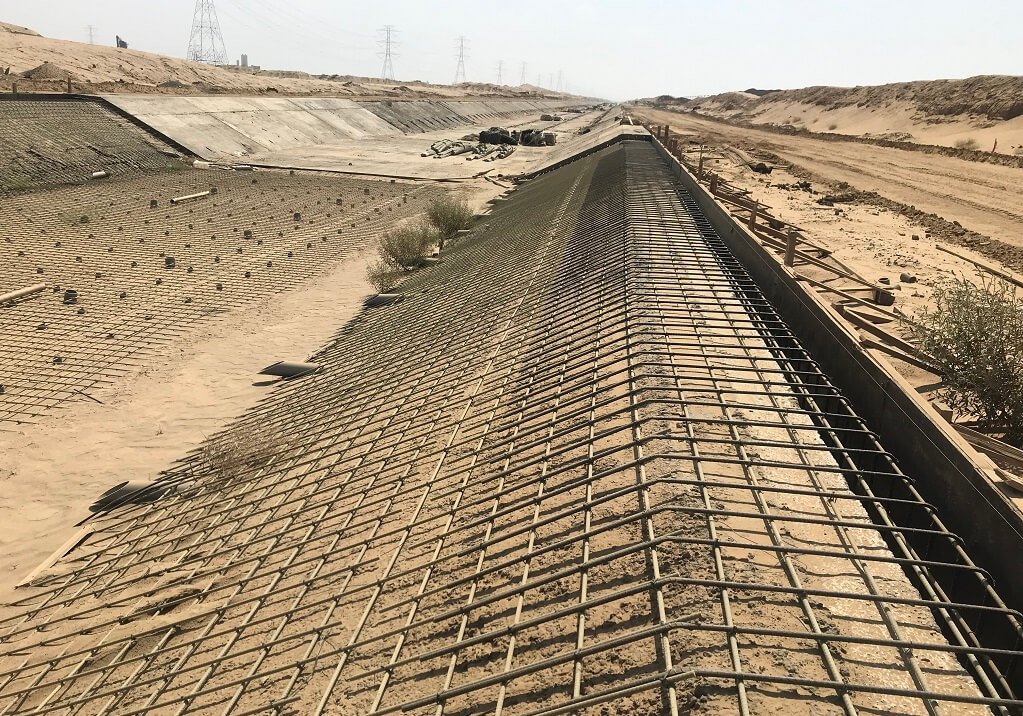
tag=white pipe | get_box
[0,283,46,304]
[170,190,211,205]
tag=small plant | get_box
[426,196,474,249]
[908,276,1023,445]
[954,137,979,150]
[377,220,437,271]
[366,260,396,292]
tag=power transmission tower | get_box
[496,60,503,85]
[87,25,96,44]
[186,0,228,65]
[520,62,526,86]
[453,36,467,84]
[556,70,563,92]
[379,25,397,80]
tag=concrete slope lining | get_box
[101,96,403,158]
[103,95,580,158]
[1,141,1020,714]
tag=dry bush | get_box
[378,220,436,271]
[908,276,1023,444]
[426,196,474,248]
[366,260,396,292]
[954,137,979,150]
[195,424,291,479]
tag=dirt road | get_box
[636,108,1023,249]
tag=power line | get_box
[453,36,467,84]
[186,0,228,65]
[496,60,503,85]
[557,70,563,92]
[520,62,526,86]
[86,25,96,45]
[379,25,397,80]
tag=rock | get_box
[911,234,920,240]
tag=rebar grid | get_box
[0,99,182,195]
[0,141,1021,715]
[0,168,437,423]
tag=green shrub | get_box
[908,276,1023,445]
[954,137,979,150]
[378,220,436,271]
[426,196,474,248]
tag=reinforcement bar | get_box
[0,140,1021,715]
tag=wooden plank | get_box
[840,305,932,361]
[861,338,941,373]
[17,527,94,588]
[936,244,1023,289]
[956,424,1023,466]
[795,273,908,322]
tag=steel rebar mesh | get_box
[0,141,1021,715]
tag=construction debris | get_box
[423,126,556,161]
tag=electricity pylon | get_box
[186,0,228,65]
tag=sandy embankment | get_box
[679,76,1023,152]
[0,20,567,100]
[637,108,1023,255]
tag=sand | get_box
[0,253,375,601]
[0,21,568,100]
[678,76,1023,152]
[636,108,1023,253]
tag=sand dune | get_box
[646,75,1023,153]
[0,20,566,100]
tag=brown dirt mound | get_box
[0,21,40,36]
[21,62,75,80]
[689,75,1023,123]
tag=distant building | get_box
[241,54,248,68]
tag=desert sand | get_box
[635,107,1023,261]
[652,76,1023,152]
[0,20,566,100]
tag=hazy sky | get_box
[4,1,1021,99]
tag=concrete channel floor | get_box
[244,110,616,180]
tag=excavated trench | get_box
[0,139,1022,715]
